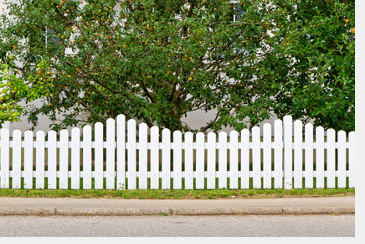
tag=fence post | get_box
[106,118,115,189]
[283,116,293,189]
[274,120,283,188]
[127,120,137,190]
[0,128,9,188]
[116,115,126,190]
[349,132,355,188]
[294,120,303,188]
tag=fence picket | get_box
[106,118,115,189]
[294,120,303,188]
[274,120,283,188]
[196,132,205,189]
[71,128,80,189]
[305,123,313,188]
[150,126,159,189]
[252,126,261,189]
[218,132,227,189]
[59,130,69,189]
[337,131,346,188]
[263,124,272,189]
[127,120,137,190]
[184,132,194,189]
[284,116,293,189]
[173,131,182,189]
[95,122,104,189]
[0,128,9,188]
[116,115,126,190]
[316,126,325,188]
[161,128,171,189]
[82,126,92,189]
[229,131,239,189]
[35,131,45,189]
[23,131,33,189]
[207,132,216,189]
[12,130,22,189]
[47,131,57,189]
[349,132,355,188]
[327,129,336,188]
[139,123,148,190]
[240,129,250,189]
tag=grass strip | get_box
[0,188,354,199]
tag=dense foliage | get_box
[0,58,50,127]
[0,0,354,132]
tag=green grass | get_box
[0,187,354,199]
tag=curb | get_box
[0,197,355,216]
[0,207,355,216]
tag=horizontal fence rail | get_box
[0,115,355,190]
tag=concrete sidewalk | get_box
[0,196,354,216]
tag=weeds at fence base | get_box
[0,188,354,199]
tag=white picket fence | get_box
[0,115,355,190]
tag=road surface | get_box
[0,215,354,237]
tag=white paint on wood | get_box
[0,128,9,188]
[82,126,92,189]
[35,131,45,189]
[284,116,293,189]
[337,131,347,188]
[173,130,182,189]
[263,124,272,189]
[252,126,261,189]
[71,128,80,189]
[229,131,239,189]
[12,130,21,189]
[116,115,126,190]
[150,126,159,189]
[326,129,336,188]
[127,120,137,189]
[274,120,283,188]
[47,131,57,189]
[207,132,216,189]
[196,132,205,189]
[59,130,69,189]
[161,128,171,189]
[316,126,325,188]
[240,129,250,189]
[184,132,194,189]
[95,122,104,189]
[305,123,313,188]
[293,120,303,189]
[349,132,355,188]
[138,123,148,190]
[106,118,115,189]
[218,132,227,189]
[23,131,33,189]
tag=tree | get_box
[260,0,355,132]
[0,0,354,132]
[0,57,51,127]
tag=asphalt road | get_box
[0,215,354,237]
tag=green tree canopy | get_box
[0,0,354,132]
